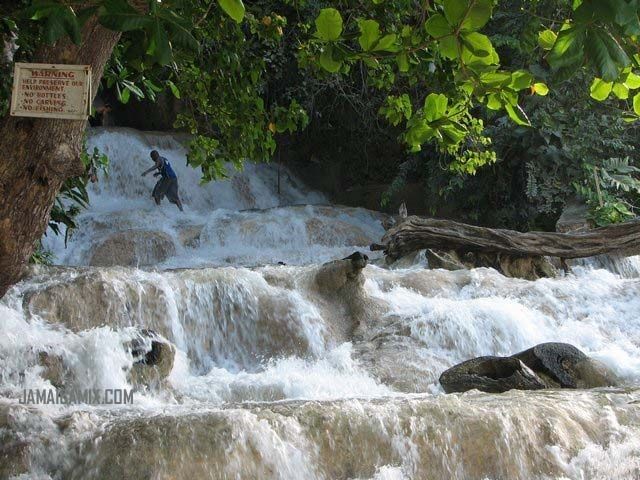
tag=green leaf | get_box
[505,103,531,126]
[148,19,172,65]
[396,51,409,72]
[460,0,493,31]
[486,93,502,109]
[480,72,511,87]
[424,14,452,38]
[167,80,180,99]
[461,32,493,58]
[120,86,131,104]
[612,82,630,99]
[217,0,245,23]
[443,0,468,25]
[438,36,462,60]
[373,34,397,52]
[589,78,613,100]
[623,71,640,89]
[538,29,557,50]
[99,13,151,31]
[357,19,380,51]
[548,25,586,72]
[533,82,549,95]
[319,46,342,72]
[509,70,533,90]
[424,93,448,122]
[315,8,343,41]
[584,28,628,81]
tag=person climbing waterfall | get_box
[141,150,184,212]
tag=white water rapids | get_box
[1,127,639,479]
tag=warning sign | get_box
[10,63,91,120]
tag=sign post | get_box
[10,63,92,120]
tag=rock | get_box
[439,356,548,394]
[512,342,620,389]
[127,329,176,386]
[177,225,203,248]
[497,255,557,281]
[315,252,368,294]
[426,249,465,271]
[0,439,29,478]
[89,230,176,267]
[440,342,621,394]
[556,199,592,233]
[37,350,68,388]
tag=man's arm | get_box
[141,166,156,176]
[141,159,162,177]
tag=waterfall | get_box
[1,128,639,479]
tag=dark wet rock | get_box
[441,342,621,394]
[0,439,29,478]
[439,356,548,394]
[127,329,175,386]
[315,251,369,294]
[37,350,68,389]
[425,249,465,271]
[89,229,176,267]
[423,249,557,280]
[513,342,620,389]
[556,199,592,233]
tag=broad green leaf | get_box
[424,93,448,122]
[167,81,180,99]
[396,51,409,72]
[443,0,467,25]
[424,14,451,38]
[584,28,628,81]
[120,86,131,104]
[505,103,531,126]
[480,72,511,87]
[590,78,613,100]
[319,46,341,72]
[548,25,586,71]
[624,72,640,89]
[315,8,343,41]
[217,0,245,23]
[461,32,493,58]
[99,13,151,31]
[510,70,533,90]
[612,82,630,99]
[533,82,549,96]
[357,19,380,51]
[148,19,171,65]
[486,93,502,110]
[373,33,398,52]
[460,0,493,31]
[439,36,459,59]
[538,29,557,50]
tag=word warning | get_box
[10,63,91,120]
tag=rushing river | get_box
[1,127,639,479]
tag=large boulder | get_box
[439,356,547,394]
[440,343,620,394]
[513,342,619,389]
[126,329,176,387]
[89,230,176,267]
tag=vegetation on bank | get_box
[1,0,640,269]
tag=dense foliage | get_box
[2,0,640,245]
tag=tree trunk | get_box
[375,216,640,260]
[0,18,121,298]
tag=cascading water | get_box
[1,127,639,479]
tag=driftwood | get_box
[372,216,640,260]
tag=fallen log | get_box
[373,216,640,260]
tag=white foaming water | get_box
[43,127,385,267]
[2,128,640,479]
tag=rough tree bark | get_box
[0,18,121,298]
[373,216,640,260]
